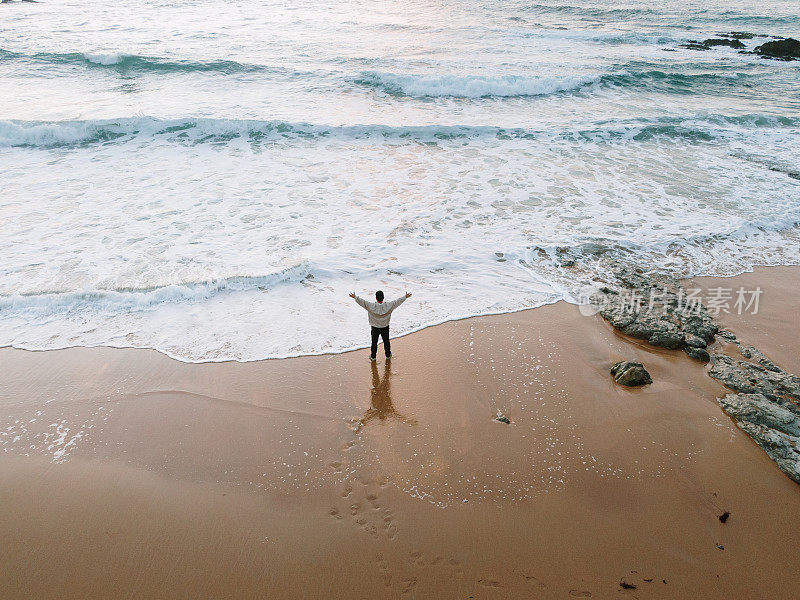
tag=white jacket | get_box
[353,294,407,328]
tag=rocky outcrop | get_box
[709,353,800,481]
[709,354,800,398]
[611,361,652,386]
[704,38,746,49]
[679,42,711,51]
[685,347,711,362]
[674,33,800,59]
[679,38,745,51]
[592,265,718,361]
[719,31,756,40]
[719,392,800,483]
[754,38,800,60]
[590,264,800,484]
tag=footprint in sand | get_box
[401,577,418,594]
[375,554,392,588]
[331,477,400,541]
[381,509,397,539]
[385,524,397,539]
[525,575,547,589]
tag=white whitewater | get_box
[1,0,799,361]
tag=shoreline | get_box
[4,262,799,365]
[2,265,799,598]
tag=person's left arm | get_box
[388,292,412,310]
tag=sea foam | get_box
[356,71,597,97]
[83,52,125,66]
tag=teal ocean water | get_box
[1,0,799,361]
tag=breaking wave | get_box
[0,48,282,74]
[354,71,597,97]
[356,68,762,98]
[1,113,796,149]
[0,263,311,319]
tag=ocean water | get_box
[1,0,798,361]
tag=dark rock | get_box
[594,268,717,354]
[710,355,800,398]
[579,242,611,256]
[754,38,800,60]
[494,415,511,424]
[685,334,707,348]
[709,355,764,394]
[712,356,800,483]
[649,331,685,349]
[743,346,781,372]
[685,347,710,362]
[611,361,652,386]
[718,511,730,523]
[680,38,747,51]
[719,393,800,437]
[735,420,800,483]
[719,31,756,40]
[703,38,746,49]
[684,316,718,344]
[679,42,710,51]
[767,165,800,181]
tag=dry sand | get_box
[1,266,799,599]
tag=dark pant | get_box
[370,326,391,358]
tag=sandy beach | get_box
[0,266,798,599]
[4,0,800,597]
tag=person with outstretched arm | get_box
[349,289,412,361]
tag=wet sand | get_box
[1,267,799,599]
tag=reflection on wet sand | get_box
[355,360,417,433]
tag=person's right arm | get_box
[350,292,369,310]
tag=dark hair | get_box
[375,290,384,302]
